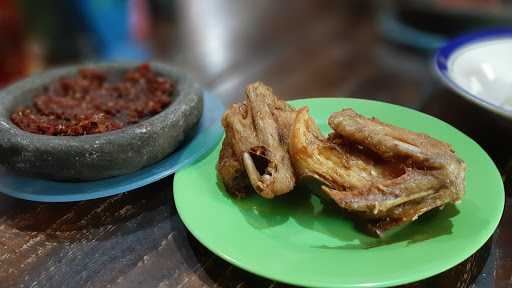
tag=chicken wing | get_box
[290,108,466,236]
[218,82,466,237]
[217,82,297,198]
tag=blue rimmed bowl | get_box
[434,29,512,123]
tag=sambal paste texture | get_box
[11,64,175,136]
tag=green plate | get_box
[174,98,504,288]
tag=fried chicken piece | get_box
[217,82,296,198]
[290,108,465,236]
[217,135,252,198]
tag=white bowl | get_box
[435,29,512,121]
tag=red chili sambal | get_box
[11,64,175,136]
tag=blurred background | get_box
[1,0,512,167]
[2,1,512,95]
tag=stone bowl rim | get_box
[0,61,198,146]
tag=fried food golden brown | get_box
[217,82,466,237]
[217,82,297,198]
[289,108,466,236]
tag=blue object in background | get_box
[76,0,151,61]
[378,8,447,53]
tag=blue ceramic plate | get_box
[0,91,224,202]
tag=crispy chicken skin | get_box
[217,82,296,198]
[290,108,466,236]
[218,82,466,236]
[217,135,253,198]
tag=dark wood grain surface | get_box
[1,1,511,287]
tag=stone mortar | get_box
[0,62,203,181]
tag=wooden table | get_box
[1,1,510,287]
